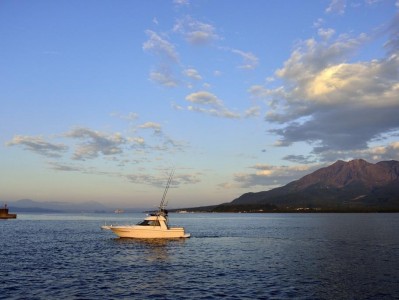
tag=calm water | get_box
[1,213,398,299]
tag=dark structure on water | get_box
[0,204,17,219]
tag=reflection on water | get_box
[113,237,187,246]
[1,213,398,299]
[112,238,187,262]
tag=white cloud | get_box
[138,122,162,134]
[186,91,222,107]
[184,91,240,118]
[318,28,335,40]
[128,137,145,145]
[183,68,202,80]
[6,135,68,158]
[252,27,399,153]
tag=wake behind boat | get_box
[107,170,190,239]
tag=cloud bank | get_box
[250,17,399,162]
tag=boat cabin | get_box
[138,219,161,226]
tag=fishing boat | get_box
[108,170,190,239]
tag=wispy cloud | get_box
[384,13,399,55]
[48,161,83,172]
[325,0,346,14]
[125,171,201,187]
[314,140,399,162]
[244,106,261,118]
[283,154,316,164]
[65,127,127,160]
[143,30,180,87]
[173,0,190,7]
[231,164,318,189]
[231,49,259,70]
[149,69,179,87]
[110,112,139,121]
[185,91,240,119]
[6,135,68,158]
[173,16,219,45]
[143,30,179,62]
[138,122,162,134]
[183,68,202,80]
[6,120,193,190]
[318,28,335,40]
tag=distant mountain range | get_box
[5,199,113,213]
[5,159,399,213]
[193,159,399,212]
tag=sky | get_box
[1,0,399,209]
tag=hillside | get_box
[218,159,399,212]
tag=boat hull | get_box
[0,214,17,219]
[0,207,17,219]
[110,226,190,239]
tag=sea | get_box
[1,213,398,299]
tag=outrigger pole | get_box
[159,168,175,213]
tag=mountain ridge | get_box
[227,159,399,211]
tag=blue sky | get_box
[1,0,399,209]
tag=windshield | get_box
[137,220,161,226]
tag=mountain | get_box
[7,199,113,213]
[221,159,399,212]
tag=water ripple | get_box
[1,213,399,299]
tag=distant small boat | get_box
[0,204,17,219]
[114,209,125,214]
[107,170,190,239]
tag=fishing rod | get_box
[159,168,175,211]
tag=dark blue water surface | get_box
[1,213,398,299]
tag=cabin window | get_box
[149,220,161,226]
[137,220,160,226]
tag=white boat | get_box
[109,170,190,239]
[110,213,190,238]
